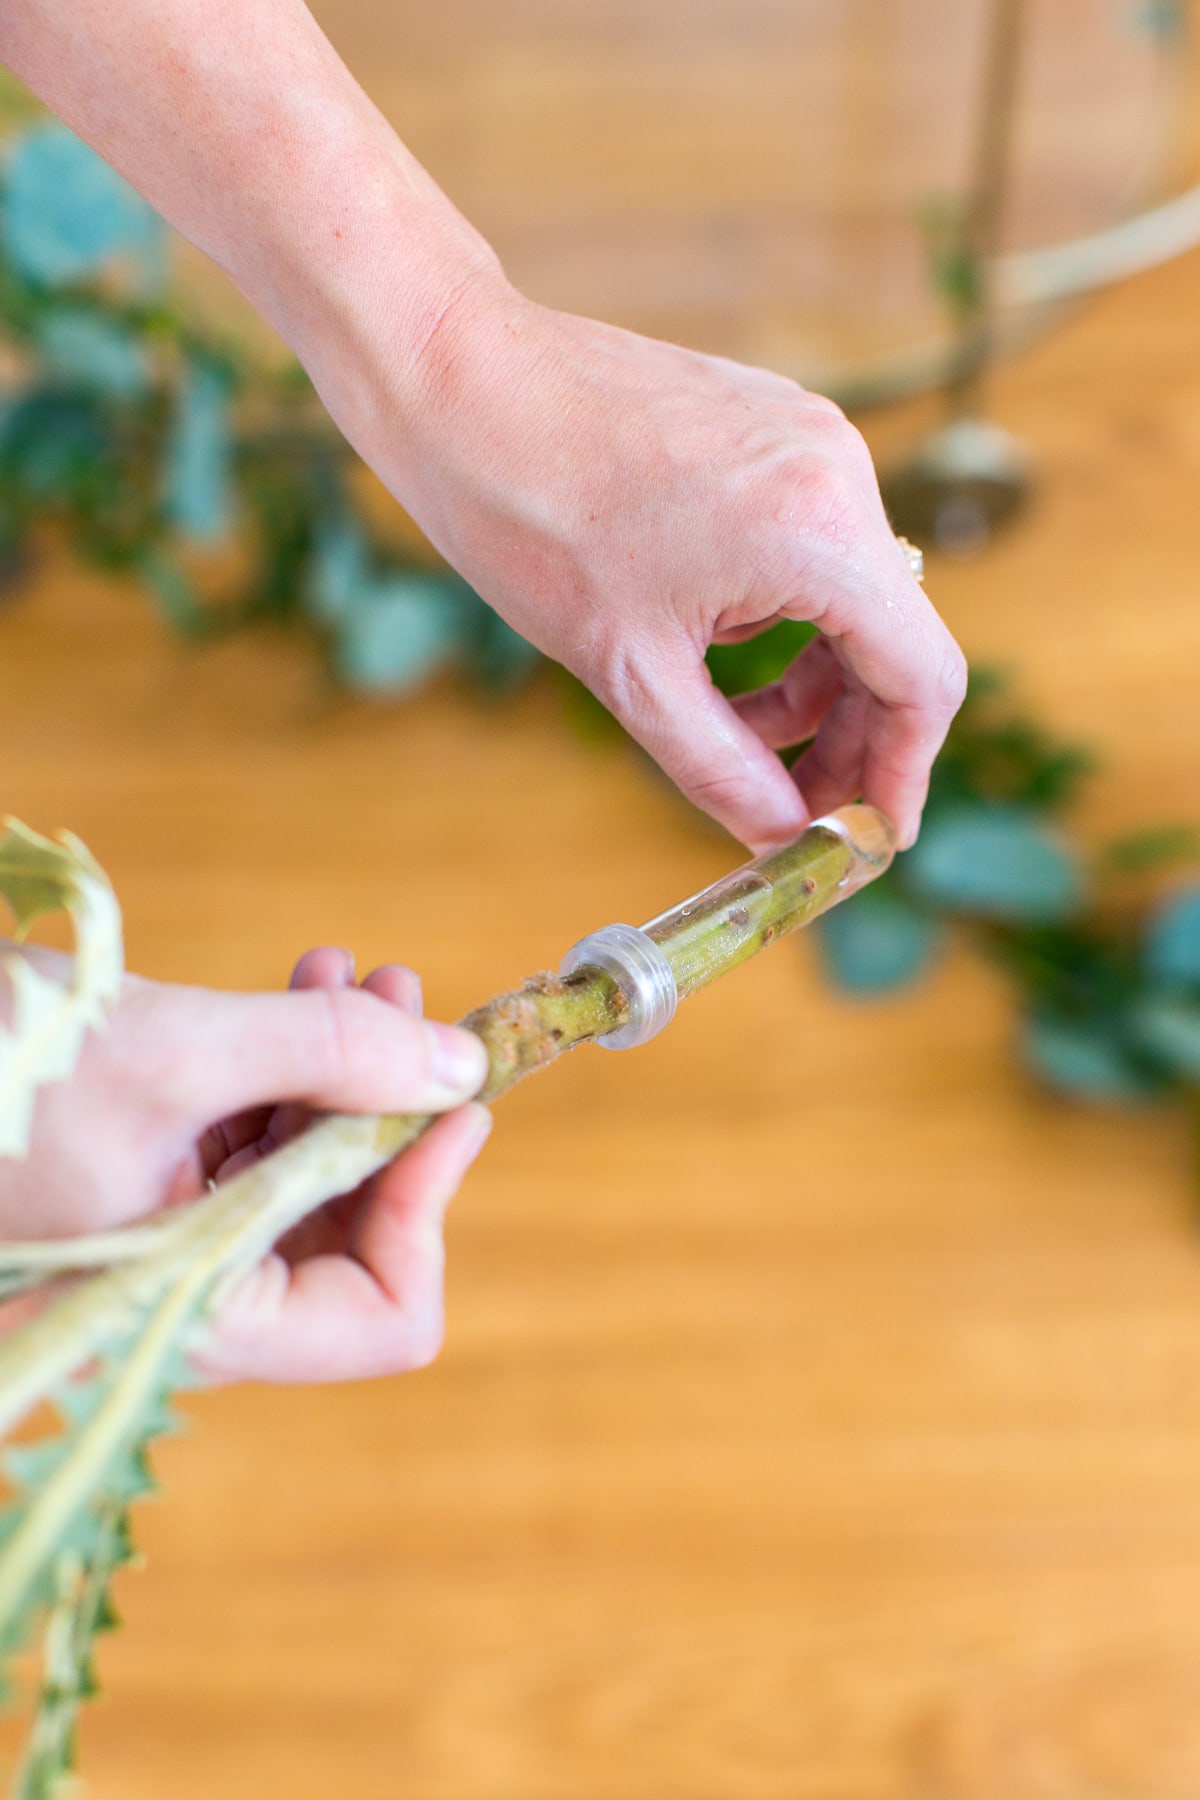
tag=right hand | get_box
[321,283,966,853]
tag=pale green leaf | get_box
[0,818,89,937]
[0,818,124,1158]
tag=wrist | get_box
[234,112,508,388]
[276,170,526,523]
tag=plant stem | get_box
[0,808,893,1395]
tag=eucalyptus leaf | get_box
[1131,0,1185,38]
[164,363,233,543]
[817,882,941,994]
[906,805,1083,922]
[136,547,208,637]
[334,573,468,693]
[1131,995,1200,1080]
[0,390,111,501]
[1022,1012,1156,1104]
[465,601,541,692]
[35,308,149,399]
[3,123,164,289]
[307,513,371,623]
[1143,885,1200,989]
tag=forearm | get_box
[0,2,964,850]
[0,0,505,421]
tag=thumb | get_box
[147,982,488,1125]
[614,650,812,851]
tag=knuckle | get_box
[312,987,352,1090]
[794,406,873,482]
[684,762,754,817]
[592,637,677,733]
[799,389,848,423]
[785,455,864,542]
[931,639,969,715]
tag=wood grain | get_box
[2,8,1200,1796]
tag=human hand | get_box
[330,290,967,854]
[0,1,961,851]
[0,943,491,1383]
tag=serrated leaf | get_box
[91,1589,119,1635]
[156,1343,205,1395]
[816,881,942,994]
[3,122,165,290]
[0,819,124,1157]
[907,805,1083,923]
[0,1275,202,1699]
[1143,885,1200,990]
[0,818,89,937]
[14,1505,127,1800]
[53,1377,109,1433]
[4,1441,73,1493]
[106,1443,156,1505]
[0,1556,55,1658]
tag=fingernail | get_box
[427,1022,488,1095]
[337,947,356,983]
[398,968,423,1014]
[463,1103,494,1157]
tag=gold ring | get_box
[896,536,925,583]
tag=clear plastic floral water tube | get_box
[554,804,895,1054]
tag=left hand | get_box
[1,945,491,1384]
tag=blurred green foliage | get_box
[704,613,1200,1128]
[0,117,531,696]
[814,674,1200,1117]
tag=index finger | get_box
[784,527,966,848]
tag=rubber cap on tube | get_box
[559,923,678,1050]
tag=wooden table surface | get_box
[3,9,1200,1797]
